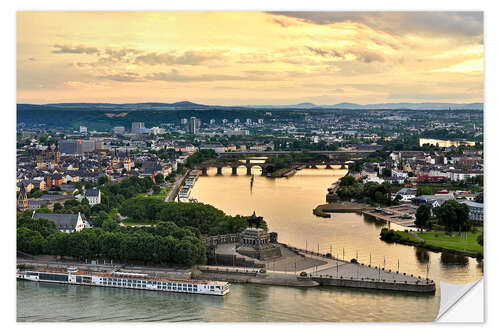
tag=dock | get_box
[362,204,417,227]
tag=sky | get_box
[16,11,484,105]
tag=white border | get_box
[2,0,498,331]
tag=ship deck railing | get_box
[20,268,227,286]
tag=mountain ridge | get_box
[18,101,484,111]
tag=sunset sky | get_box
[16,11,483,105]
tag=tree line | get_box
[119,197,258,235]
[17,215,206,266]
[335,175,400,206]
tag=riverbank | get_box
[380,228,483,259]
[313,202,371,217]
[194,266,319,287]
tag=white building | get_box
[395,188,417,202]
[113,126,126,135]
[363,177,384,184]
[391,170,408,178]
[84,188,101,206]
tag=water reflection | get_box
[415,248,430,264]
[440,252,469,267]
[362,213,387,227]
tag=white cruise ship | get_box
[17,267,229,296]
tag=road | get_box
[165,171,189,202]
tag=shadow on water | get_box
[415,248,430,264]
[440,252,469,267]
[313,284,436,300]
[362,213,387,227]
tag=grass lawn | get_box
[417,230,483,253]
[148,186,171,200]
[121,218,154,226]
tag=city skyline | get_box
[17,11,483,105]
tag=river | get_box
[17,166,483,322]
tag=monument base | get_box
[237,245,282,260]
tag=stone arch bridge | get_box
[198,158,357,176]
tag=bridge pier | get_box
[232,166,238,176]
[326,164,332,169]
[311,165,318,169]
[340,163,346,169]
[201,167,208,176]
[246,165,252,175]
[216,167,223,175]
[246,159,251,164]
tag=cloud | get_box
[144,69,291,82]
[269,12,483,40]
[306,46,385,63]
[145,69,264,82]
[271,18,298,28]
[307,47,343,58]
[51,44,99,55]
[97,72,143,82]
[136,50,224,66]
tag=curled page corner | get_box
[437,278,484,322]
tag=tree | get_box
[154,174,164,184]
[81,197,90,206]
[17,217,59,238]
[415,204,431,229]
[434,200,470,232]
[381,168,392,177]
[374,191,384,204]
[102,219,119,232]
[477,233,483,246]
[93,211,112,228]
[17,227,46,255]
[475,192,483,203]
[417,186,433,196]
[393,194,403,204]
[53,202,63,212]
[98,176,109,185]
[45,232,69,255]
[339,175,356,187]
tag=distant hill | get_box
[20,101,483,111]
[248,102,483,110]
[325,102,484,110]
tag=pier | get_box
[362,204,417,228]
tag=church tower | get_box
[17,183,28,211]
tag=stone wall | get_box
[310,276,436,293]
[206,253,265,268]
[202,233,240,247]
